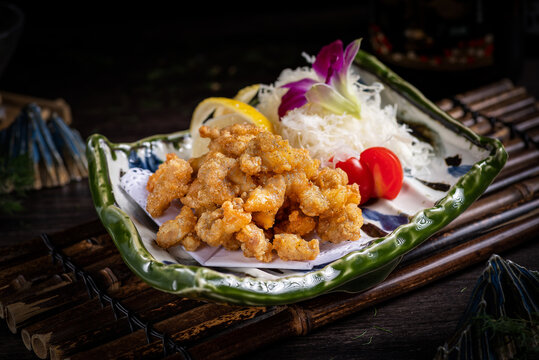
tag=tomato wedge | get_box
[330,147,403,203]
[334,156,374,204]
[359,147,403,200]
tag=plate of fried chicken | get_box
[87,47,506,305]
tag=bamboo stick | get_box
[115,306,281,360]
[454,79,514,105]
[54,303,248,360]
[449,176,539,231]
[0,236,112,314]
[0,235,117,316]
[484,166,539,196]
[467,87,527,113]
[403,176,539,265]
[3,254,133,334]
[437,78,514,116]
[30,287,192,359]
[514,114,539,133]
[502,137,528,156]
[20,277,154,353]
[494,147,539,181]
[499,103,539,125]
[481,95,537,119]
[0,219,105,271]
[0,273,76,319]
[402,198,539,265]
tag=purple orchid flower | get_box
[278,39,362,119]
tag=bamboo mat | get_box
[0,79,538,360]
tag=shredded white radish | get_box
[256,64,434,175]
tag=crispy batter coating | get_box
[181,151,237,211]
[149,124,363,262]
[274,209,316,236]
[317,203,364,244]
[194,198,251,250]
[273,233,320,261]
[314,167,361,208]
[235,223,274,262]
[228,163,258,196]
[284,171,329,217]
[146,153,193,217]
[244,174,286,229]
[200,124,264,157]
[156,205,200,250]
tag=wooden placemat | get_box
[0,79,537,360]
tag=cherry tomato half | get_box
[333,156,374,204]
[359,147,403,200]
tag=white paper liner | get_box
[120,167,375,270]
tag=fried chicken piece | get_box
[321,184,361,209]
[317,203,363,244]
[155,205,200,250]
[272,233,319,261]
[239,153,262,175]
[250,212,275,230]
[181,151,237,211]
[195,198,251,250]
[243,131,295,173]
[188,154,207,176]
[284,171,329,217]
[235,223,274,262]
[274,209,316,236]
[227,163,258,197]
[181,234,204,251]
[146,153,193,217]
[313,167,361,208]
[244,174,286,229]
[313,167,348,189]
[200,124,265,157]
[290,147,321,180]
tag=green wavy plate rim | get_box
[86,50,507,306]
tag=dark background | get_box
[1,2,538,143]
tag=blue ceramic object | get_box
[435,254,539,359]
[0,103,87,191]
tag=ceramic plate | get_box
[87,50,507,305]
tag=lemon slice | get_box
[213,84,261,117]
[234,83,261,103]
[189,97,273,157]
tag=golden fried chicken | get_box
[194,198,251,250]
[314,167,361,209]
[200,123,264,157]
[235,223,274,262]
[181,151,237,211]
[273,233,319,261]
[241,130,319,175]
[146,153,193,217]
[274,209,316,236]
[244,174,286,229]
[317,203,364,244]
[227,163,258,196]
[284,171,329,217]
[156,206,201,250]
[148,123,364,263]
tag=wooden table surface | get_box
[1,7,538,359]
